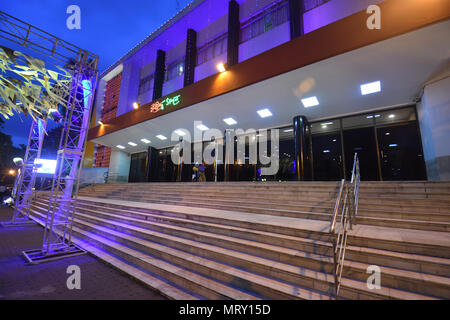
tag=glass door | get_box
[312,133,344,181]
[377,123,426,180]
[343,127,379,181]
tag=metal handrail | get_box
[329,153,360,299]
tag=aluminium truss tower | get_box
[23,53,98,263]
[2,117,47,227]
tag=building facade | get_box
[88,0,450,183]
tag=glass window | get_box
[196,33,227,66]
[240,1,289,44]
[303,0,332,12]
[311,120,341,134]
[138,74,154,95]
[164,57,184,82]
[374,107,416,126]
[342,114,375,130]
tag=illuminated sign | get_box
[150,94,181,113]
[34,159,57,175]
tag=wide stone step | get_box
[31,200,447,299]
[26,209,200,300]
[31,201,334,273]
[29,208,262,300]
[34,198,450,277]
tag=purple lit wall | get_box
[303,0,384,34]
[239,21,290,63]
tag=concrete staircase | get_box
[29,181,450,300]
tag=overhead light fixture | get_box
[388,114,395,119]
[361,81,381,95]
[323,150,331,153]
[156,134,167,140]
[116,145,125,149]
[179,66,184,73]
[128,142,137,146]
[133,102,139,109]
[223,117,237,125]
[217,62,227,73]
[389,144,398,147]
[257,108,272,118]
[366,114,381,119]
[283,129,293,132]
[196,124,209,131]
[97,120,104,126]
[301,96,319,108]
[141,138,151,144]
[175,129,186,136]
[321,122,333,126]
[385,132,390,136]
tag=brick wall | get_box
[94,73,122,168]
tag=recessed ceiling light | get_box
[323,150,331,153]
[156,134,167,140]
[141,139,151,144]
[128,142,137,146]
[361,81,381,95]
[385,132,390,136]
[321,122,333,126]
[116,145,125,149]
[388,114,395,119]
[389,144,398,147]
[175,129,186,136]
[283,128,293,132]
[196,124,209,131]
[223,117,237,125]
[301,96,319,108]
[257,108,272,118]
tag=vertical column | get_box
[227,0,240,67]
[153,49,166,101]
[289,0,304,39]
[184,28,197,87]
[293,115,312,180]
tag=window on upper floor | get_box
[196,33,228,66]
[240,0,289,44]
[165,57,185,82]
[303,0,332,12]
[138,73,154,95]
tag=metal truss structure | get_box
[0,10,99,263]
[1,117,47,227]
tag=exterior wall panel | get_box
[239,21,290,63]
[303,0,384,34]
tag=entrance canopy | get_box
[91,20,450,153]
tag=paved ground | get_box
[0,206,166,300]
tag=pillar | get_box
[293,115,312,180]
[288,0,304,39]
[417,67,450,180]
[184,28,197,87]
[152,49,166,101]
[227,0,240,67]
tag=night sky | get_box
[0,0,192,146]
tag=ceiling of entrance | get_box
[91,20,450,153]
